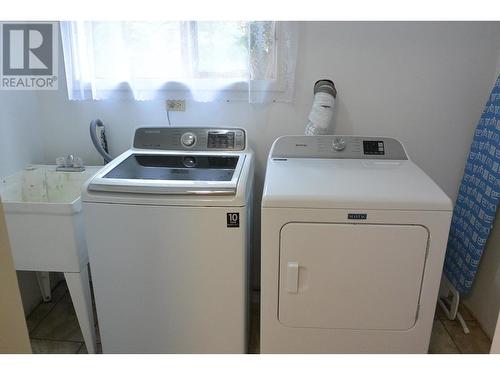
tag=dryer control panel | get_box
[134,127,246,151]
[271,136,408,160]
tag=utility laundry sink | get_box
[0,165,101,272]
[0,164,102,354]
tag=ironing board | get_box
[443,75,500,294]
[439,75,500,333]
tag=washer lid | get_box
[87,150,246,195]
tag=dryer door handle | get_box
[286,262,299,293]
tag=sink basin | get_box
[0,165,101,272]
[1,164,102,354]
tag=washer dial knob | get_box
[181,132,196,147]
[332,137,346,151]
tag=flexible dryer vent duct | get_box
[305,79,337,135]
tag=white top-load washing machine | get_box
[261,135,452,353]
[82,127,254,353]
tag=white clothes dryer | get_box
[260,135,452,353]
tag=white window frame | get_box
[61,21,296,102]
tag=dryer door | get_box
[278,223,429,330]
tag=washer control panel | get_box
[134,127,246,151]
[271,135,408,160]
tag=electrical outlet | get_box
[166,99,186,112]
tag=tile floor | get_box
[26,282,490,354]
[429,303,492,354]
[26,281,102,354]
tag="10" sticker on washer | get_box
[226,213,240,228]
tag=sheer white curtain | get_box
[60,21,298,103]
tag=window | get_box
[60,21,298,102]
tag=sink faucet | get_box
[56,155,85,172]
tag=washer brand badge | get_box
[227,213,240,228]
[0,22,58,90]
[348,213,367,220]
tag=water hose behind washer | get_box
[90,119,112,163]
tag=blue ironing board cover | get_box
[443,75,500,294]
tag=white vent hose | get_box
[305,79,337,135]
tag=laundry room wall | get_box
[497,48,500,78]
[0,92,44,176]
[0,91,48,316]
[33,21,500,289]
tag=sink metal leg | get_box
[64,267,97,354]
[35,271,51,302]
